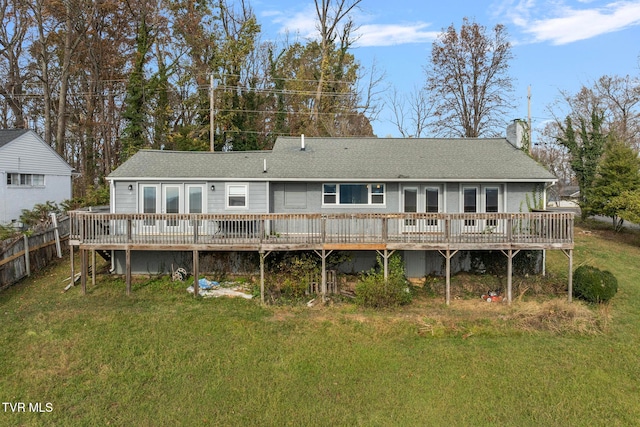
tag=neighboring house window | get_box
[7,173,44,187]
[323,183,385,205]
[227,184,248,208]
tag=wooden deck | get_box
[69,212,574,250]
[68,211,575,303]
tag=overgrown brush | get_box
[355,253,412,308]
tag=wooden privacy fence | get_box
[0,214,69,290]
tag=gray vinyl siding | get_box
[112,179,546,215]
[113,180,268,214]
[506,182,544,211]
[113,182,137,213]
[208,181,267,213]
[271,182,400,214]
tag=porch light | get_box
[128,184,133,191]
[211,184,215,191]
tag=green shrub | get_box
[573,265,618,303]
[355,253,412,308]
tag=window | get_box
[187,185,203,227]
[340,184,368,204]
[142,186,157,226]
[7,173,44,187]
[403,188,417,226]
[485,187,499,227]
[32,174,45,185]
[323,184,337,204]
[164,186,180,227]
[425,187,439,226]
[188,187,203,214]
[371,184,385,204]
[463,187,478,226]
[323,184,385,205]
[227,185,247,208]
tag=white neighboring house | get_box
[0,129,77,225]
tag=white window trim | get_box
[462,185,480,214]
[6,172,45,187]
[139,184,161,214]
[226,183,249,209]
[186,184,206,214]
[322,183,386,207]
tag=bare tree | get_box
[387,85,432,138]
[594,75,640,149]
[313,0,361,130]
[426,17,514,137]
[0,0,31,128]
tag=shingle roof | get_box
[0,129,29,148]
[108,137,556,182]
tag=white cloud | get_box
[269,6,318,39]
[355,23,439,47]
[515,1,640,45]
[265,5,437,47]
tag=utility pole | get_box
[210,75,215,152]
[527,85,532,155]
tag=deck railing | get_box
[69,211,574,249]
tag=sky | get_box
[252,0,640,139]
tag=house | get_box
[0,129,77,226]
[70,122,575,303]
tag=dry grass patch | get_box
[266,292,606,338]
[503,299,607,334]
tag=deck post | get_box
[70,245,75,288]
[383,249,388,280]
[193,250,199,297]
[376,249,394,281]
[500,249,520,304]
[125,249,131,295]
[91,250,96,287]
[81,249,87,295]
[563,249,573,302]
[438,249,458,305]
[445,249,451,305]
[507,249,513,304]
[321,249,327,297]
[260,251,265,303]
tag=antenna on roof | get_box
[301,134,305,151]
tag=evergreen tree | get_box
[557,111,607,219]
[589,139,640,230]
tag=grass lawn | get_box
[1,222,640,426]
